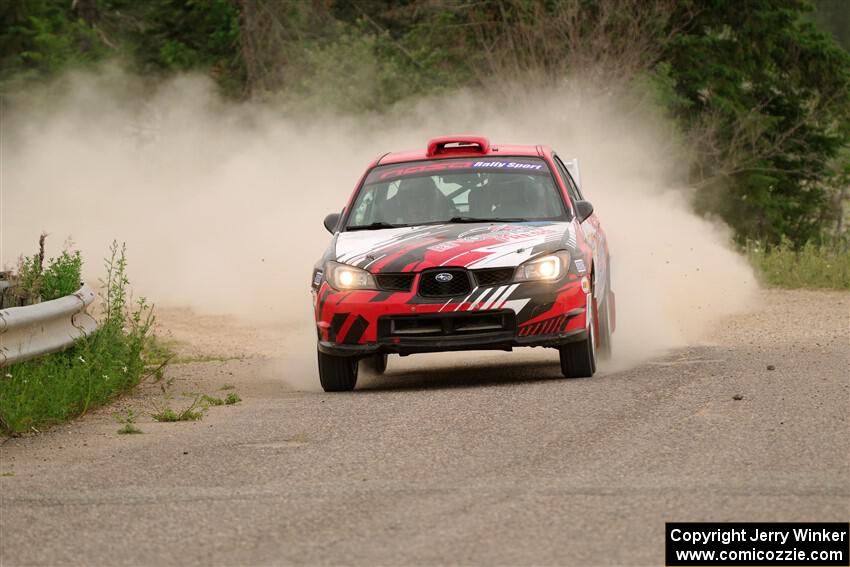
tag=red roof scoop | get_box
[426,136,490,157]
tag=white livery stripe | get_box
[468,288,492,311]
[479,286,508,310]
[501,298,531,314]
[440,251,472,266]
[454,287,479,311]
[493,284,520,309]
[337,225,446,263]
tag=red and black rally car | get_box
[312,136,614,391]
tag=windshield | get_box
[345,157,567,229]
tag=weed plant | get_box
[151,395,207,422]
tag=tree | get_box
[0,0,106,87]
[663,0,850,244]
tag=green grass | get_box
[0,242,162,435]
[747,239,850,289]
[201,392,241,406]
[152,390,240,422]
[151,395,206,422]
[150,408,181,422]
[200,394,225,406]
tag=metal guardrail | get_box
[0,285,98,368]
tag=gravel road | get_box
[1,289,847,566]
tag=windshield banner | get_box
[367,157,550,183]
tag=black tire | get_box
[317,349,358,392]
[559,293,597,378]
[370,353,388,374]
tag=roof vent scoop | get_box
[426,136,490,157]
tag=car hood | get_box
[334,221,576,273]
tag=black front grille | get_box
[418,269,472,297]
[375,273,415,292]
[378,310,516,338]
[473,267,515,287]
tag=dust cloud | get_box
[1,70,758,381]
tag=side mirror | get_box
[323,213,341,234]
[575,200,594,223]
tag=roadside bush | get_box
[0,242,158,434]
[41,249,83,300]
[747,238,850,289]
[4,235,83,306]
[14,254,44,303]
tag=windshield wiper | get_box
[346,221,405,231]
[446,216,532,223]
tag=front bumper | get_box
[318,325,588,357]
[314,276,590,358]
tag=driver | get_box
[389,176,451,225]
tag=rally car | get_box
[311,136,614,391]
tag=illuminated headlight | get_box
[515,251,570,282]
[325,261,377,290]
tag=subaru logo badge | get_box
[435,272,454,283]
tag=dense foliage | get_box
[1,0,848,247]
[664,1,850,244]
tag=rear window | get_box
[347,157,567,229]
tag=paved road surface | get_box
[1,289,848,565]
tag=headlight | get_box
[514,251,570,282]
[325,261,377,290]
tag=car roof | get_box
[376,136,553,166]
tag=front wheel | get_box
[559,295,597,378]
[317,349,358,392]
